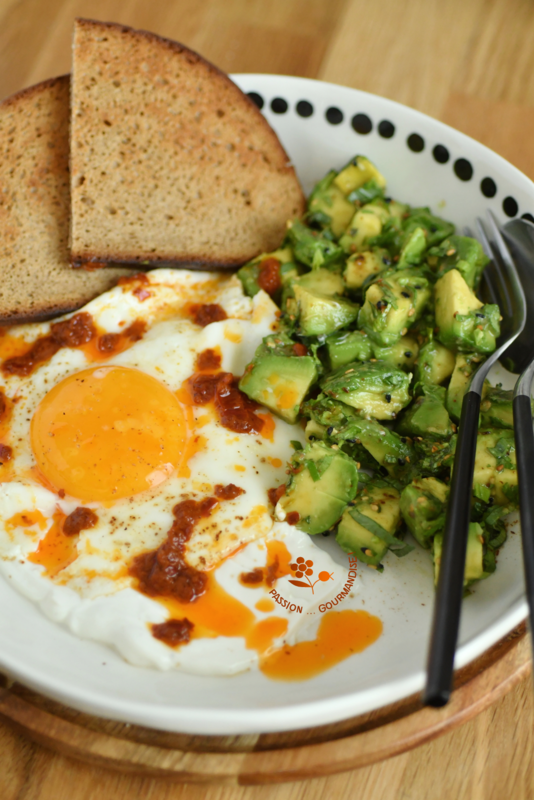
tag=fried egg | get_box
[0,269,353,675]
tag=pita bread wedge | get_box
[0,75,135,323]
[70,19,305,269]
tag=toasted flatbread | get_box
[70,19,305,269]
[0,76,135,323]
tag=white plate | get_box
[0,75,531,735]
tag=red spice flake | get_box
[214,373,264,435]
[151,618,194,647]
[58,489,66,499]
[196,348,222,372]
[0,444,12,463]
[189,303,228,327]
[63,507,99,537]
[0,389,8,421]
[214,483,245,501]
[292,342,309,357]
[257,257,282,296]
[267,485,286,506]
[97,319,147,354]
[129,497,218,603]
[117,272,149,287]
[286,511,300,526]
[97,332,121,354]
[133,286,151,302]
[51,313,97,348]
[239,567,264,585]
[187,372,221,405]
[186,371,264,435]
[2,312,97,377]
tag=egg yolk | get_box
[31,366,186,502]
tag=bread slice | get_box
[70,19,305,269]
[0,75,135,323]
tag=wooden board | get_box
[0,623,529,785]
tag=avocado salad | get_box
[237,155,521,588]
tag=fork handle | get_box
[513,390,534,654]
[423,389,481,707]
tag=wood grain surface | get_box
[0,0,533,797]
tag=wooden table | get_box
[1,0,534,797]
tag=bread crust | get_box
[70,19,305,268]
[0,74,136,323]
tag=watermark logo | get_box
[288,557,334,593]
[269,552,358,614]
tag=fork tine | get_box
[476,214,516,321]
[475,217,495,261]
[486,209,519,273]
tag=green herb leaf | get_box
[473,483,491,503]
[305,460,321,482]
[349,509,414,556]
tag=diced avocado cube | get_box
[480,385,518,429]
[302,393,360,431]
[339,203,390,254]
[322,361,412,420]
[276,441,358,535]
[415,340,456,385]
[325,330,373,370]
[358,268,431,347]
[334,156,387,196]
[372,334,420,371]
[237,247,295,298]
[305,418,327,443]
[397,227,427,269]
[473,430,517,506]
[294,284,359,337]
[336,483,403,569]
[430,235,489,291]
[433,523,484,586]
[400,477,448,548]
[386,200,409,226]
[446,353,481,421]
[287,220,344,269]
[307,170,356,238]
[403,207,455,247]
[434,269,500,354]
[334,416,414,478]
[292,267,345,296]
[343,249,383,289]
[396,384,454,440]
[239,333,318,424]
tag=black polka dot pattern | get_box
[503,196,519,217]
[247,92,264,110]
[326,107,343,124]
[270,97,288,114]
[378,120,395,138]
[407,134,425,152]
[352,114,372,134]
[481,178,497,198]
[433,145,449,164]
[247,90,524,214]
[296,100,313,118]
[454,158,473,182]
[522,213,534,224]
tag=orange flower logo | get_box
[288,557,334,593]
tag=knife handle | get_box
[513,393,534,645]
[424,389,481,707]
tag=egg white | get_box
[0,269,354,674]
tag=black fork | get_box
[424,211,527,707]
